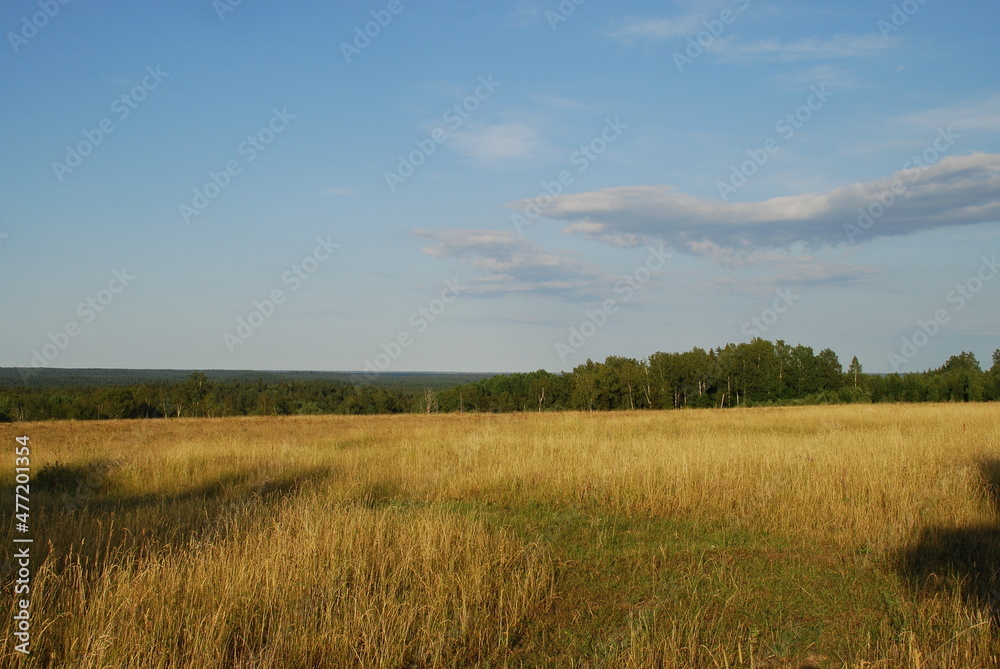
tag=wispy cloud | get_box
[561,220,652,248]
[709,33,895,62]
[414,229,613,299]
[508,1,546,28]
[612,3,894,63]
[528,93,594,113]
[508,152,1000,251]
[449,121,546,163]
[611,0,729,43]
[612,15,707,42]
[685,240,878,294]
[898,92,1000,133]
[685,239,806,268]
[775,64,864,89]
[702,263,876,296]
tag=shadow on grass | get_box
[34,459,121,504]
[898,459,1000,623]
[5,461,335,581]
[358,479,403,509]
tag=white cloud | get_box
[507,152,1000,251]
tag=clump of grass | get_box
[14,495,553,668]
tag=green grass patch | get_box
[442,499,916,667]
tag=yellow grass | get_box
[1,403,998,667]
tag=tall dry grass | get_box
[32,501,550,668]
[1,403,998,667]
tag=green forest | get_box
[1,339,998,422]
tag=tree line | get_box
[1,339,997,422]
[436,342,1000,413]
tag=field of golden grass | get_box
[1,404,998,667]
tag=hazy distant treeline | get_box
[1,339,997,421]
[0,375,419,422]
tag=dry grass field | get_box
[1,404,999,668]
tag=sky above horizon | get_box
[2,0,999,375]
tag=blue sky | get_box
[1,0,998,374]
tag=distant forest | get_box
[1,339,998,422]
